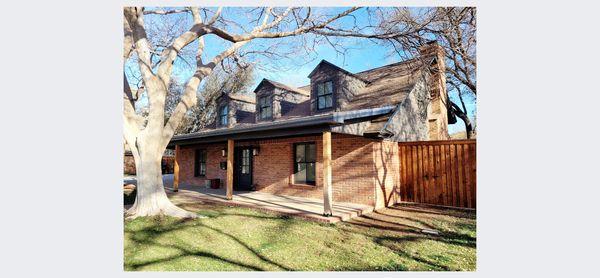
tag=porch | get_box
[164,175,374,223]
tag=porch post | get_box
[322,131,333,216]
[173,145,180,192]
[226,139,234,200]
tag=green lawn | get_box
[124,201,476,271]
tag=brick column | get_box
[323,131,333,216]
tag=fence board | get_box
[399,140,476,209]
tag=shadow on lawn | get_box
[340,206,476,270]
[125,203,476,271]
[125,208,294,271]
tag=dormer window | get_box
[317,81,333,110]
[258,96,272,119]
[219,104,228,126]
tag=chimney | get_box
[419,40,451,140]
[418,40,444,58]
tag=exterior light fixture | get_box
[253,146,260,156]
[222,148,227,157]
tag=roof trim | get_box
[307,60,371,83]
[253,78,309,96]
[216,92,256,104]
[170,106,394,143]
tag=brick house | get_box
[169,41,454,213]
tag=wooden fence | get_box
[398,140,476,209]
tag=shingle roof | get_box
[344,57,432,110]
[223,92,256,104]
[253,78,310,96]
[308,60,371,83]
[202,55,435,134]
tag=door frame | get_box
[233,146,254,190]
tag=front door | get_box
[234,147,253,191]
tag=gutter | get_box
[171,106,395,142]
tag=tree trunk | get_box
[450,101,475,139]
[125,134,196,219]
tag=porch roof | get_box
[169,106,394,146]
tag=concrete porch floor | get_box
[160,175,374,223]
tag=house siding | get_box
[175,133,400,207]
[255,86,308,122]
[215,97,255,128]
[385,77,431,141]
[309,64,366,114]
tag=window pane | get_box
[200,163,206,175]
[325,81,333,94]
[306,143,316,162]
[306,162,315,183]
[318,96,325,109]
[295,144,305,162]
[294,163,307,183]
[317,83,324,96]
[323,95,333,108]
[221,105,228,115]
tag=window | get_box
[219,104,228,126]
[241,149,251,174]
[294,143,316,185]
[259,96,272,119]
[316,81,333,110]
[194,149,207,177]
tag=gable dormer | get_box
[253,78,309,122]
[215,92,256,128]
[307,60,369,114]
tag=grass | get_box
[124,201,476,271]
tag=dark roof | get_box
[344,56,434,111]
[175,54,436,141]
[218,92,256,104]
[253,78,309,96]
[170,106,394,145]
[307,60,371,83]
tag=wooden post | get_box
[173,145,180,192]
[322,131,333,216]
[226,139,234,200]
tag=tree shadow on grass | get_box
[375,236,453,271]
[125,212,293,271]
[337,204,476,270]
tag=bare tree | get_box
[312,7,477,138]
[123,7,361,218]
[175,65,256,134]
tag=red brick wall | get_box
[374,141,401,208]
[178,143,227,186]
[331,134,378,206]
[175,133,401,207]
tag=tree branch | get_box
[205,7,360,43]
[143,9,189,15]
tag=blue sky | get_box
[130,7,476,134]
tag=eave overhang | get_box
[169,106,394,146]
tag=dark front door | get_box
[234,147,253,191]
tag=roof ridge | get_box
[256,78,309,95]
[354,56,430,76]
